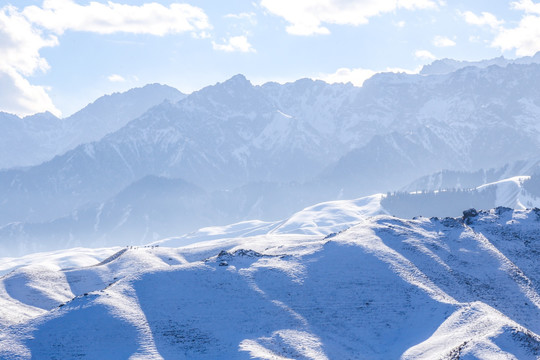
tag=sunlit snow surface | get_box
[1,196,540,359]
[153,194,386,248]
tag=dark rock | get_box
[462,208,478,224]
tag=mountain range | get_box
[0,84,185,170]
[2,53,540,358]
[2,54,540,255]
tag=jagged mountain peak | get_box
[181,73,270,116]
[213,73,254,93]
[69,83,184,118]
[224,73,251,85]
[194,74,255,97]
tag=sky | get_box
[1,0,540,118]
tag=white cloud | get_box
[108,74,125,82]
[0,6,58,76]
[487,1,540,56]
[0,1,211,116]
[318,68,376,86]
[212,36,255,53]
[0,5,60,116]
[461,6,540,56]
[415,50,436,60]
[23,0,211,36]
[493,15,540,56]
[260,0,438,36]
[224,12,257,25]
[461,11,503,29]
[192,31,211,39]
[512,0,540,14]
[0,67,60,117]
[316,66,419,87]
[433,35,455,47]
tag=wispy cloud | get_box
[491,0,540,56]
[512,0,540,15]
[433,35,456,47]
[460,11,503,29]
[23,0,211,36]
[108,74,126,83]
[415,50,437,60]
[260,0,439,36]
[212,36,255,53]
[224,12,257,25]
[462,4,540,56]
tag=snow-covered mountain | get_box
[0,111,62,170]
[3,57,540,252]
[420,51,540,75]
[61,83,185,155]
[1,202,539,359]
[0,84,184,169]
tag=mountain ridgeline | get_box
[0,84,185,170]
[2,57,540,255]
[2,206,540,359]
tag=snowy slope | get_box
[476,176,536,209]
[153,194,386,248]
[1,203,540,359]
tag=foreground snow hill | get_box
[1,203,540,359]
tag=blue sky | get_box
[1,0,539,117]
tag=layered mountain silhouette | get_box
[2,56,540,255]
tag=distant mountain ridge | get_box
[0,84,185,169]
[3,172,540,257]
[3,56,540,254]
[420,51,540,75]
